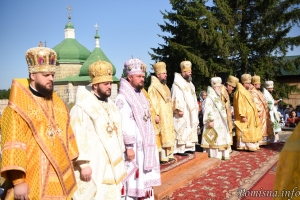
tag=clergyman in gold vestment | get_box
[274,123,300,200]
[233,74,261,151]
[248,75,273,145]
[0,43,79,199]
[148,62,175,164]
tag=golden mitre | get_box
[153,62,167,75]
[25,42,57,73]
[226,75,239,87]
[241,74,252,83]
[251,75,261,84]
[89,59,113,84]
[180,60,192,72]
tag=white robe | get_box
[171,73,199,153]
[70,86,127,200]
[201,86,231,160]
[262,88,281,133]
[115,78,161,200]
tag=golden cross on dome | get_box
[44,40,47,47]
[94,23,99,31]
[67,5,73,21]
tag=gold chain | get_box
[101,101,118,137]
[35,97,63,145]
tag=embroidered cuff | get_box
[13,178,26,186]
[125,144,134,149]
[77,160,90,169]
[8,170,25,186]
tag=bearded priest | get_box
[201,77,231,160]
[70,59,127,199]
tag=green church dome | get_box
[65,21,74,29]
[53,38,91,63]
[80,47,116,76]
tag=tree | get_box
[0,89,10,99]
[150,0,300,98]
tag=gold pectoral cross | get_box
[106,123,113,136]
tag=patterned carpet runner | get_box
[162,142,284,200]
[160,154,196,173]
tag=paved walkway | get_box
[278,129,293,142]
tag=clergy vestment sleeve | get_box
[171,84,185,112]
[115,95,137,145]
[70,105,92,162]
[1,107,29,178]
[235,91,247,117]
[203,98,214,123]
[253,94,263,113]
[67,123,79,161]
[148,87,160,116]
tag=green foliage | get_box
[0,89,10,99]
[150,0,300,97]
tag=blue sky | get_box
[0,0,299,90]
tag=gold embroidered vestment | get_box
[1,79,78,199]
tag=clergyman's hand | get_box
[242,117,247,122]
[208,121,214,128]
[178,111,184,117]
[155,115,160,124]
[14,182,30,200]
[126,149,135,161]
[80,166,92,182]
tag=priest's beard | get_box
[97,87,111,99]
[160,79,167,85]
[215,88,221,96]
[183,74,192,82]
[35,82,53,99]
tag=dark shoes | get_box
[160,161,169,165]
[176,153,189,156]
[185,151,195,154]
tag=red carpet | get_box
[162,143,284,200]
[242,163,277,200]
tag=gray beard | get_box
[214,88,221,96]
[184,76,192,82]
[160,79,167,84]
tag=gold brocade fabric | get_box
[1,79,78,199]
[248,85,273,138]
[221,85,233,143]
[233,83,261,143]
[274,123,300,200]
[142,89,162,150]
[148,76,175,153]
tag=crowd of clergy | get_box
[0,43,289,200]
